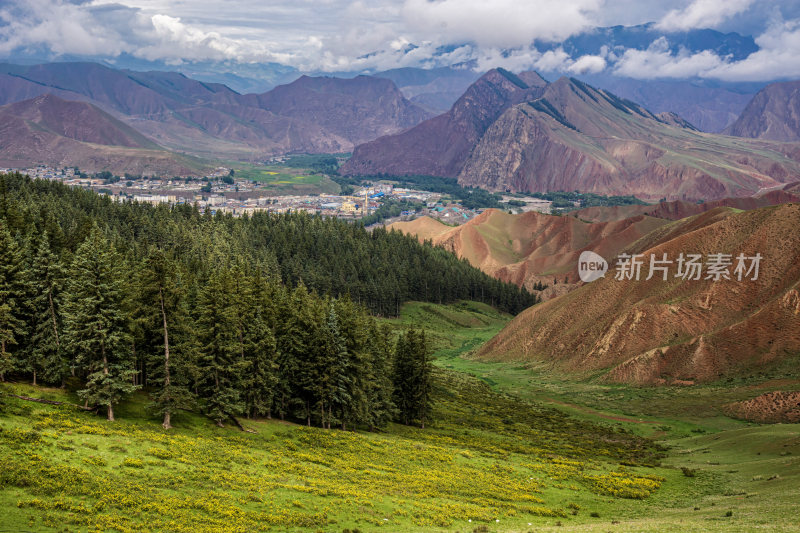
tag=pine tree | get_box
[364,323,396,430]
[27,236,66,385]
[411,329,434,429]
[242,271,278,419]
[274,283,319,425]
[63,227,139,420]
[392,329,415,426]
[323,302,351,429]
[292,288,325,427]
[195,268,245,426]
[0,222,24,381]
[271,285,297,420]
[137,249,195,429]
[392,328,434,428]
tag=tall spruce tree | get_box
[364,323,396,430]
[392,328,434,428]
[241,270,278,419]
[411,329,433,429]
[322,303,351,429]
[274,283,318,425]
[27,236,66,385]
[0,222,24,381]
[63,227,139,420]
[195,268,246,426]
[137,249,195,429]
[392,330,415,426]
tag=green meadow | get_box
[1,301,798,532]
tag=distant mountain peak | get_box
[724,80,800,142]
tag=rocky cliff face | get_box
[724,80,800,141]
[340,69,547,177]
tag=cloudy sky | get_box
[1,0,800,81]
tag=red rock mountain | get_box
[340,69,547,177]
[345,74,800,201]
[0,95,205,176]
[3,94,158,149]
[477,203,800,385]
[723,80,800,141]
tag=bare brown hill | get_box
[389,208,669,291]
[724,391,800,423]
[0,95,205,176]
[724,80,800,141]
[388,216,452,242]
[477,203,800,385]
[4,94,158,149]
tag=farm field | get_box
[1,301,798,532]
[232,163,340,195]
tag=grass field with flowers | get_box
[1,301,797,532]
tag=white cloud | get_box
[0,0,126,56]
[567,54,607,74]
[0,0,295,63]
[0,0,797,81]
[656,0,755,32]
[705,19,800,80]
[401,0,602,48]
[611,20,800,82]
[613,37,723,78]
[532,48,573,72]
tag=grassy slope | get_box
[1,301,797,532]
[1,301,675,533]
[407,303,800,532]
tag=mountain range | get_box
[2,60,800,198]
[344,70,800,201]
[342,68,548,178]
[0,62,433,163]
[580,77,756,133]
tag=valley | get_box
[2,5,800,531]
